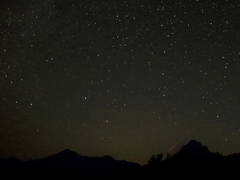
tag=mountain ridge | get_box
[1,140,240,177]
[0,149,141,174]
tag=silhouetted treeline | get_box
[1,140,240,177]
[143,140,240,177]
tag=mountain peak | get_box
[49,149,82,160]
[179,140,211,158]
[60,149,76,154]
[57,149,79,155]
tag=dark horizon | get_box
[1,139,239,166]
[1,139,240,178]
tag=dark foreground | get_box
[1,140,240,178]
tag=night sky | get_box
[1,0,240,165]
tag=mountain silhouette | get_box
[179,140,211,158]
[145,140,240,178]
[0,149,141,175]
[1,141,240,177]
[168,139,212,161]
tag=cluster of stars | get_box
[1,0,240,164]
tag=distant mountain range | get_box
[1,140,240,177]
[0,149,141,175]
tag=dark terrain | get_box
[1,140,239,177]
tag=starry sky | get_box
[0,0,240,165]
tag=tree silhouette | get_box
[166,152,172,160]
[147,153,163,166]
